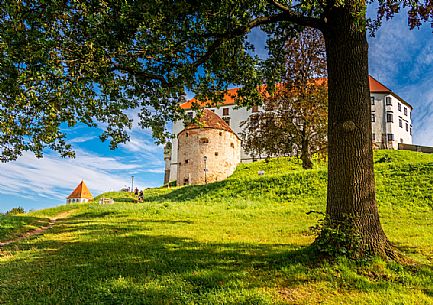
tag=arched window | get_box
[199,137,209,144]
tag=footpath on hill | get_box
[0,210,72,247]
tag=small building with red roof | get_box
[66,180,93,204]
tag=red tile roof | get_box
[368,75,391,92]
[180,88,239,109]
[180,76,411,109]
[67,180,93,200]
[182,109,237,135]
[368,76,412,109]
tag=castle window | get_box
[385,97,392,106]
[387,134,395,141]
[185,159,189,164]
[386,112,393,123]
[184,178,189,185]
[398,103,401,111]
[404,107,408,116]
[399,118,402,128]
[219,132,222,136]
[215,152,218,156]
[371,113,375,122]
[199,137,209,144]
[223,108,229,116]
[372,133,375,141]
[187,111,193,118]
[406,122,408,131]
[371,97,375,105]
[186,132,189,137]
[223,117,230,126]
[230,143,235,148]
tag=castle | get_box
[165,76,413,185]
[173,110,240,186]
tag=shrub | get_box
[6,207,25,215]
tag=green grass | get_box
[0,214,49,241]
[0,150,432,304]
[0,204,83,241]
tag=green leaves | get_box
[1,0,430,161]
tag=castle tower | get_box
[177,109,241,186]
[66,180,93,204]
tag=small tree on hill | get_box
[241,28,327,169]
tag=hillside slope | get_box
[0,150,432,305]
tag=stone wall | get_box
[177,128,240,185]
[398,143,433,153]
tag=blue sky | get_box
[1,11,433,213]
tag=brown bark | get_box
[317,5,395,258]
[300,127,313,169]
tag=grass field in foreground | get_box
[0,150,432,304]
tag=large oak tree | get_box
[2,0,431,258]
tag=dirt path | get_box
[0,211,73,247]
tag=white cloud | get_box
[368,14,418,86]
[120,135,163,154]
[69,136,97,144]
[144,168,165,174]
[0,150,144,201]
[399,78,433,146]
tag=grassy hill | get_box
[0,150,432,304]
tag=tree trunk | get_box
[300,127,313,169]
[317,6,396,258]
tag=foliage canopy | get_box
[1,0,432,161]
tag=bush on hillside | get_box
[6,207,25,215]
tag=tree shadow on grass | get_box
[0,215,316,304]
[1,217,432,304]
[0,214,50,241]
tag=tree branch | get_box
[193,12,322,68]
[110,64,170,87]
[265,1,323,29]
[267,0,291,13]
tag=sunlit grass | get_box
[0,150,432,304]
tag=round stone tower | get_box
[177,109,241,186]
